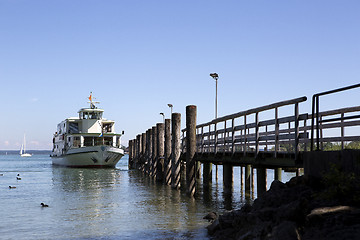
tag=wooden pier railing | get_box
[181,96,308,163]
[128,84,360,197]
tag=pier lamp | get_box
[160,112,165,122]
[210,73,219,119]
[167,104,173,116]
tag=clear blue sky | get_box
[1,0,359,150]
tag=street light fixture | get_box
[210,73,219,119]
[160,112,165,122]
[167,104,173,116]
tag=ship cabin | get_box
[52,107,122,154]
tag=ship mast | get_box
[88,92,100,109]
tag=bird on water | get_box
[41,203,49,207]
[16,174,21,180]
[9,186,16,189]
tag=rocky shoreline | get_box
[207,174,360,240]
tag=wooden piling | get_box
[144,130,149,174]
[152,126,157,178]
[203,162,212,187]
[252,167,255,199]
[164,119,171,185]
[186,105,197,196]
[245,164,251,198]
[171,113,181,189]
[240,166,243,189]
[257,167,267,197]
[223,164,233,194]
[128,140,133,169]
[132,139,136,168]
[147,128,152,175]
[156,123,165,182]
[141,132,146,172]
[274,168,282,181]
[136,134,141,169]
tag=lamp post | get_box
[160,112,165,122]
[210,73,219,181]
[167,104,173,116]
[210,73,219,119]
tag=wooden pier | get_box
[128,84,360,198]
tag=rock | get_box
[268,221,300,240]
[203,211,217,222]
[207,175,360,240]
[206,219,220,235]
[269,179,286,191]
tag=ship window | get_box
[84,137,94,146]
[94,137,113,146]
[103,123,112,133]
[90,112,97,119]
[89,112,102,120]
[104,137,113,146]
[69,123,79,133]
[73,137,81,148]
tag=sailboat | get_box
[20,134,32,157]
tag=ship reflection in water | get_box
[50,163,210,239]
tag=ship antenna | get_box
[88,92,100,109]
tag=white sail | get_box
[20,144,23,155]
[20,134,32,157]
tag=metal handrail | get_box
[196,96,307,129]
[311,83,360,151]
[181,96,307,160]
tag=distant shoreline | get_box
[0,150,52,155]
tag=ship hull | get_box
[51,145,124,168]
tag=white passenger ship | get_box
[51,93,124,167]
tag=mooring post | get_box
[223,164,233,194]
[252,167,255,199]
[152,126,157,178]
[203,161,212,188]
[186,105,197,196]
[274,168,282,181]
[164,119,171,185]
[257,167,267,197]
[128,140,133,169]
[294,103,300,162]
[132,139,136,169]
[147,128,153,175]
[141,132,146,172]
[240,166,244,189]
[196,157,201,179]
[171,113,181,189]
[145,130,149,174]
[245,164,251,198]
[136,135,141,169]
[255,112,259,158]
[133,137,137,169]
[156,123,165,182]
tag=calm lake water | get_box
[0,151,296,240]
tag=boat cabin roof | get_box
[78,108,104,120]
[78,108,104,113]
